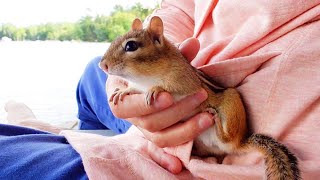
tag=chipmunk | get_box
[99,16,300,180]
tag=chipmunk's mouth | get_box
[98,61,124,77]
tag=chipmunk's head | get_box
[99,16,180,82]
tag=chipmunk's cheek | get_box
[107,68,116,75]
[108,63,126,77]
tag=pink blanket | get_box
[62,0,320,179]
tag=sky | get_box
[0,0,159,27]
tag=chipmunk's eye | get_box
[124,41,139,52]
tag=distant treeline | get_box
[0,3,156,42]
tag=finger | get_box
[110,92,174,119]
[147,141,182,174]
[106,76,174,119]
[179,37,200,62]
[141,112,214,148]
[130,89,208,132]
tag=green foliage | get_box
[105,11,137,41]
[0,23,26,41]
[0,3,157,42]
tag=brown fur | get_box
[100,17,300,180]
[244,134,300,180]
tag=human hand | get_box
[107,77,212,145]
[125,126,184,174]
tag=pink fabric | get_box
[63,0,320,179]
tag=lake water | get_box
[0,41,109,127]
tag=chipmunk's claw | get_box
[204,107,220,121]
[109,88,119,102]
[145,86,165,106]
[109,88,121,105]
[145,92,151,106]
[204,107,218,115]
[109,87,139,105]
[145,91,157,106]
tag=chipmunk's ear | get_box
[132,18,143,30]
[147,16,164,45]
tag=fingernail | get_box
[168,164,181,174]
[166,157,182,174]
[154,93,173,109]
[198,114,213,129]
[194,89,208,102]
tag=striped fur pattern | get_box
[244,134,300,180]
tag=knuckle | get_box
[183,121,200,140]
[186,128,198,140]
[137,120,157,132]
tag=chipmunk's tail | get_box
[242,134,300,180]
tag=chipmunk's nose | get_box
[98,61,108,73]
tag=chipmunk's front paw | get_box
[109,87,140,105]
[204,107,220,123]
[145,86,165,106]
[204,107,218,115]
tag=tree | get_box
[131,2,155,20]
[0,3,157,42]
[105,11,136,41]
[14,28,26,41]
[25,26,39,40]
[1,24,16,39]
[58,23,79,41]
[77,16,98,41]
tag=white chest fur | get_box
[124,75,189,102]
[125,76,162,93]
[194,125,234,156]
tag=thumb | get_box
[179,37,200,62]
